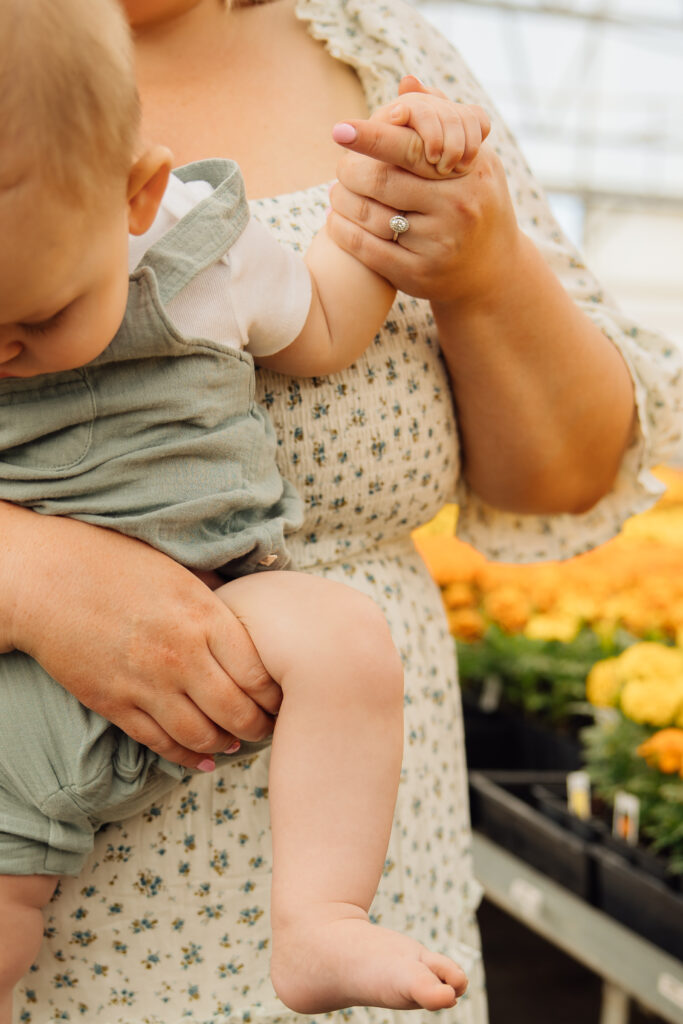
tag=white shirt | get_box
[128,173,312,357]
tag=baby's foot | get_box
[270,905,467,1014]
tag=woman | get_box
[8,0,680,1021]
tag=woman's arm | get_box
[0,501,281,768]
[327,86,637,516]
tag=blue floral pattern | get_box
[15,1,681,1022]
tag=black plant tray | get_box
[531,780,683,892]
[469,770,594,899]
[462,695,583,772]
[470,771,683,961]
[592,845,683,961]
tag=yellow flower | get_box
[616,642,683,682]
[555,592,600,623]
[637,728,683,776]
[524,613,580,643]
[620,676,683,727]
[413,503,459,538]
[586,658,622,707]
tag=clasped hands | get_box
[328,75,522,306]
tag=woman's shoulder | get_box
[295,0,481,104]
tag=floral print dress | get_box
[15,1,681,1022]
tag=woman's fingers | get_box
[334,152,449,216]
[335,77,491,181]
[329,180,420,246]
[117,707,221,771]
[334,114,490,183]
[207,603,283,719]
[333,118,451,181]
[326,207,434,299]
[329,138,518,306]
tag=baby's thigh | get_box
[0,873,58,912]
[215,570,399,686]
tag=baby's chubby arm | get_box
[256,93,490,377]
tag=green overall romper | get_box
[0,160,303,875]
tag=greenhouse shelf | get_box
[473,832,683,1024]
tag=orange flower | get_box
[414,474,683,643]
[447,607,486,642]
[637,728,683,776]
[442,581,475,610]
[412,534,485,587]
[483,586,532,634]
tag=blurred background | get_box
[408,5,683,1020]
[414,0,683,345]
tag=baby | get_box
[0,0,489,1019]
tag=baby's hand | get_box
[371,77,490,176]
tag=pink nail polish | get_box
[332,122,357,144]
[224,740,241,755]
[197,758,216,772]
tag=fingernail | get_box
[224,740,241,755]
[197,758,216,772]
[332,122,357,144]
[324,206,331,218]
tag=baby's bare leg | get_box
[0,874,58,1024]
[216,571,467,1013]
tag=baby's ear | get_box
[127,145,173,235]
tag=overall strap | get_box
[140,159,249,306]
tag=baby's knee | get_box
[321,587,404,705]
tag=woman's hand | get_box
[328,76,518,306]
[327,77,636,516]
[1,503,281,769]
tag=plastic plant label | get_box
[566,770,591,821]
[612,790,640,845]
[658,972,683,1010]
[509,877,544,920]
[479,673,503,712]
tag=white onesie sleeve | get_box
[130,174,311,357]
[229,218,312,357]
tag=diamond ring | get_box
[389,213,410,242]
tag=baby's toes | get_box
[403,962,455,1011]
[421,950,468,997]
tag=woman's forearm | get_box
[0,503,280,765]
[432,232,636,516]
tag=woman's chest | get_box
[136,8,369,195]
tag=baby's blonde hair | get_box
[0,0,140,204]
